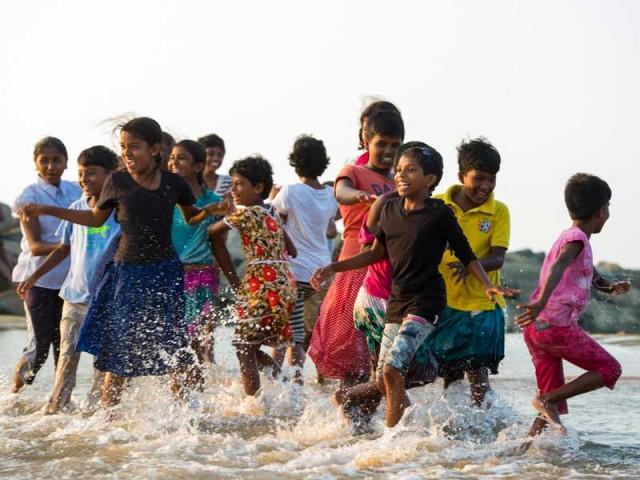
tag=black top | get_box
[376,197,477,322]
[97,170,195,263]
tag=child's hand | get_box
[514,301,544,327]
[447,261,467,284]
[483,285,519,303]
[18,203,44,222]
[357,191,376,204]
[311,265,334,290]
[16,277,36,300]
[205,200,232,217]
[609,280,631,295]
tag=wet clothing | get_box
[97,170,195,263]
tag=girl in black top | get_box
[312,144,514,428]
[19,117,228,409]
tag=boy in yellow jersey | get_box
[427,137,510,406]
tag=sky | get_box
[1,0,639,268]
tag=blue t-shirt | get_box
[172,188,220,265]
[58,196,121,304]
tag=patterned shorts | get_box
[376,314,436,379]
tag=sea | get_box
[0,328,638,479]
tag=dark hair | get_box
[565,173,611,221]
[120,117,163,165]
[33,136,67,160]
[229,155,274,200]
[457,137,501,175]
[359,101,400,149]
[395,141,444,192]
[77,145,118,171]
[161,131,176,148]
[174,139,207,185]
[362,110,405,145]
[288,135,330,178]
[198,133,226,153]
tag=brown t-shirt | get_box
[97,170,195,263]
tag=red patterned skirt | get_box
[308,269,370,380]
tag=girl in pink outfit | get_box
[516,173,630,437]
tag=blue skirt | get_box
[77,257,188,377]
[426,305,505,377]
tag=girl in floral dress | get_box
[209,155,297,396]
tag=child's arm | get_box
[310,239,385,289]
[179,199,231,226]
[16,244,70,299]
[19,204,112,228]
[335,178,376,205]
[283,230,297,258]
[21,216,59,256]
[448,247,507,284]
[465,260,518,302]
[592,268,631,295]
[208,220,241,290]
[515,241,584,326]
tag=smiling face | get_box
[204,146,225,177]
[230,173,263,207]
[394,154,437,199]
[34,146,67,186]
[169,145,202,182]
[78,164,110,198]
[458,169,497,206]
[366,134,402,171]
[119,131,160,175]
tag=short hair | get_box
[362,109,404,145]
[359,100,401,149]
[120,117,163,165]
[395,141,444,190]
[288,135,330,178]
[565,173,611,221]
[198,133,226,153]
[33,136,67,160]
[229,155,274,200]
[77,145,118,171]
[457,137,501,175]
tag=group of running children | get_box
[9,101,631,441]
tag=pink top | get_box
[355,151,369,166]
[358,220,391,299]
[531,226,593,326]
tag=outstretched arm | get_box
[179,198,231,226]
[16,244,70,299]
[21,216,59,256]
[447,246,508,284]
[311,239,385,289]
[20,203,112,228]
[515,240,584,326]
[592,268,631,295]
[335,178,376,205]
[209,220,240,290]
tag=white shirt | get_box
[271,183,338,283]
[12,177,82,289]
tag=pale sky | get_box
[1,0,639,268]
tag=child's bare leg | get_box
[236,344,261,396]
[383,365,410,427]
[443,370,464,389]
[256,348,281,379]
[101,372,126,408]
[271,346,286,368]
[467,367,491,407]
[533,370,605,432]
[288,344,306,385]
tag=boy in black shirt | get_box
[312,144,514,427]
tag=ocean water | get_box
[0,329,638,479]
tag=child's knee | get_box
[600,358,622,389]
[382,364,403,385]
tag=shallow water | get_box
[0,329,639,479]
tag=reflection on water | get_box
[0,330,638,479]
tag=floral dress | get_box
[224,205,296,345]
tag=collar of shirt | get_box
[439,184,496,216]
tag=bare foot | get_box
[11,374,25,394]
[532,396,566,434]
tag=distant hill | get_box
[0,200,637,334]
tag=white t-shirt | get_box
[271,183,338,283]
